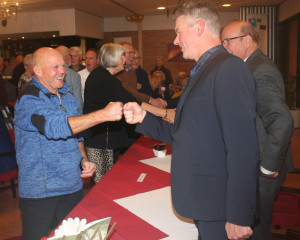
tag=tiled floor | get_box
[0,130,300,239]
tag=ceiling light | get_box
[222,4,231,7]
[0,1,19,27]
[157,6,166,10]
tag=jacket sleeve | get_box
[14,94,74,140]
[117,74,151,103]
[254,63,294,171]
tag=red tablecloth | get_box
[61,137,172,240]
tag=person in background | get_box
[0,57,8,106]
[123,2,259,239]
[116,42,166,109]
[131,50,153,97]
[12,54,25,89]
[83,43,139,182]
[78,48,99,101]
[150,55,173,85]
[56,45,83,114]
[69,46,86,72]
[14,47,123,240]
[222,20,294,240]
[17,54,34,95]
[2,56,17,102]
[150,70,171,100]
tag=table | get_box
[58,136,198,240]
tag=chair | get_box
[0,107,18,199]
[272,192,300,227]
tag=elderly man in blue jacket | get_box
[14,47,123,240]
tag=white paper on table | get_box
[139,154,172,173]
[114,186,198,240]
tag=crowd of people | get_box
[0,1,294,240]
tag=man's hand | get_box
[124,102,146,124]
[150,98,167,108]
[261,171,279,178]
[225,222,253,240]
[80,158,96,178]
[102,102,123,122]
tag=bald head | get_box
[56,45,70,65]
[33,47,66,94]
[222,20,259,60]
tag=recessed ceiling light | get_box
[222,4,231,7]
[157,6,166,10]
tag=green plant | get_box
[284,75,297,110]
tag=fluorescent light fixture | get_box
[222,4,231,7]
[157,6,166,10]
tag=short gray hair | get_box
[23,54,33,66]
[69,46,82,56]
[173,2,221,37]
[98,43,125,68]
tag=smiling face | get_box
[173,15,198,61]
[33,48,66,94]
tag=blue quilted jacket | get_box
[14,77,83,198]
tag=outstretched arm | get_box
[68,102,123,134]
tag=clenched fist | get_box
[124,102,146,124]
[102,102,124,122]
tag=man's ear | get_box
[244,35,251,45]
[195,19,205,37]
[33,66,41,77]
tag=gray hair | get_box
[23,54,33,66]
[69,46,82,56]
[99,43,125,68]
[173,2,221,37]
[240,21,260,44]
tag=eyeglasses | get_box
[222,35,247,46]
[126,51,135,56]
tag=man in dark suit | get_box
[124,2,259,239]
[222,20,294,240]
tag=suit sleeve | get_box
[254,64,294,171]
[71,72,83,114]
[214,58,259,226]
[136,112,173,146]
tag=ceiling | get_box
[15,0,285,17]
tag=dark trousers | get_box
[195,220,227,240]
[251,169,288,240]
[19,190,83,240]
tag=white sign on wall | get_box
[247,14,268,55]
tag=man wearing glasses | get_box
[222,20,294,240]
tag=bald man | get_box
[56,45,83,114]
[14,47,123,240]
[222,20,294,240]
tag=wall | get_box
[75,9,104,39]
[0,8,103,39]
[103,11,240,80]
[0,9,76,36]
[279,0,300,22]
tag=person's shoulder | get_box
[18,83,40,101]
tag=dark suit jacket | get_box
[246,49,294,173]
[137,46,259,226]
